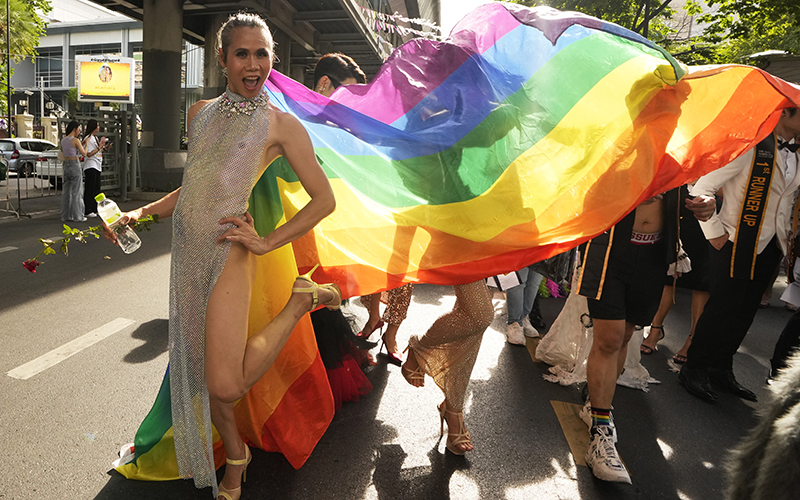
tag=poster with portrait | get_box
[77,55,135,103]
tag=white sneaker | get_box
[579,399,617,443]
[521,316,539,337]
[585,426,631,484]
[506,322,526,346]
[87,212,98,218]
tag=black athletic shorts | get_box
[586,238,667,326]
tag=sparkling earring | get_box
[221,67,228,77]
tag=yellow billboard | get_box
[77,55,135,103]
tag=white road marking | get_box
[7,318,136,380]
[0,246,18,253]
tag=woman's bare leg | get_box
[360,293,383,335]
[675,290,709,360]
[209,397,247,498]
[382,283,413,355]
[203,244,335,495]
[642,285,673,351]
[205,243,333,403]
[383,323,400,354]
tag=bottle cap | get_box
[95,193,106,202]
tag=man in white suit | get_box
[680,106,800,402]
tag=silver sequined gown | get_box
[169,88,270,495]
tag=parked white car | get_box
[34,150,64,187]
[0,138,59,177]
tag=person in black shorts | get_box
[575,191,681,484]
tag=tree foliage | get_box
[510,0,798,65]
[0,0,52,63]
[0,0,52,117]
[696,0,799,63]
[513,0,677,41]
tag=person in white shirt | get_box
[679,106,800,402]
[81,119,107,217]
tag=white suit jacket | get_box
[690,138,800,255]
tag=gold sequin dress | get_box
[408,281,494,411]
[169,88,270,494]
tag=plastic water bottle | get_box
[95,192,142,254]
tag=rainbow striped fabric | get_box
[256,3,800,298]
[118,2,800,486]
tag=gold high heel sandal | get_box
[401,346,425,386]
[437,401,473,456]
[217,445,252,500]
[293,264,342,310]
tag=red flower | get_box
[22,259,41,273]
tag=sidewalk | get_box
[0,194,62,222]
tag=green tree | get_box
[0,0,53,116]
[512,0,677,41]
[697,0,799,63]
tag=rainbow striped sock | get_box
[590,407,612,431]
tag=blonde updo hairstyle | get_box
[217,12,275,63]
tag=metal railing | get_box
[33,157,62,197]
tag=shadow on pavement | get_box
[123,319,169,363]
[87,287,763,500]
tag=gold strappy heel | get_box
[438,401,473,456]
[217,445,252,500]
[293,264,342,310]
[401,346,425,386]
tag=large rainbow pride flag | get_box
[118,2,800,488]
[254,2,800,298]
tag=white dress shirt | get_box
[690,137,800,255]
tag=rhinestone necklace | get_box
[219,88,269,117]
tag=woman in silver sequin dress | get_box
[106,14,339,500]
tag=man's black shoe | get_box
[708,369,758,401]
[679,365,719,402]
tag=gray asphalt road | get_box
[0,196,791,499]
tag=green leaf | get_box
[43,246,56,255]
[60,238,69,256]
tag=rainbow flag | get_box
[118,2,800,487]
[256,3,800,298]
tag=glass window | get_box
[0,141,13,151]
[36,47,63,88]
[131,42,143,87]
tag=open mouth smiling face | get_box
[221,26,273,98]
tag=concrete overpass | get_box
[85,0,440,190]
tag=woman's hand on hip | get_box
[216,212,269,255]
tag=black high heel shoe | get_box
[379,332,402,366]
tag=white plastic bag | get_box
[617,327,660,390]
[535,278,590,370]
